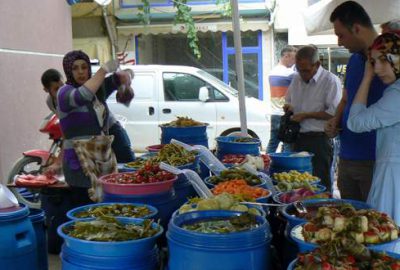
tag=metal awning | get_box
[303,0,400,35]
[117,20,270,35]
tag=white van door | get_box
[107,70,159,151]
[158,72,218,146]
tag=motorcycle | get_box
[7,113,63,208]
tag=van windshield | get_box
[197,70,238,97]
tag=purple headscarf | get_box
[62,50,92,87]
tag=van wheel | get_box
[220,128,258,139]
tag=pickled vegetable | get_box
[208,168,262,186]
[152,144,196,166]
[302,205,399,245]
[178,193,262,216]
[64,216,159,242]
[124,157,148,168]
[161,116,205,127]
[73,204,154,219]
[273,170,319,183]
[182,213,259,233]
[295,240,400,270]
[232,137,254,143]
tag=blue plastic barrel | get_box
[215,136,261,159]
[102,190,178,230]
[29,208,47,270]
[160,125,209,147]
[269,152,313,174]
[167,210,272,270]
[58,218,162,270]
[0,204,38,270]
[61,245,159,270]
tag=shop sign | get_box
[172,24,218,32]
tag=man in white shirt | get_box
[284,45,342,191]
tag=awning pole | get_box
[230,0,248,136]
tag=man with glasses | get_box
[284,45,342,191]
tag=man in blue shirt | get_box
[325,1,386,201]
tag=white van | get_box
[105,65,270,151]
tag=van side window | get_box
[212,89,228,101]
[163,72,228,102]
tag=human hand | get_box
[290,113,306,123]
[117,70,133,86]
[43,163,62,177]
[283,104,293,113]
[364,59,375,80]
[101,59,120,73]
[324,117,341,138]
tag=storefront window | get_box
[319,47,350,84]
[141,32,223,70]
[227,54,259,98]
[226,31,259,47]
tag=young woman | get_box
[42,51,131,254]
[347,32,400,225]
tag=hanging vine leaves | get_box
[137,0,151,25]
[138,0,232,59]
[174,0,201,59]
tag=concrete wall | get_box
[0,0,73,183]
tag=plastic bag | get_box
[278,111,300,143]
[116,70,134,107]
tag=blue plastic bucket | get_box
[215,136,261,159]
[0,204,38,270]
[272,184,327,204]
[61,244,159,270]
[291,222,400,253]
[29,208,47,270]
[58,217,163,257]
[269,152,313,174]
[204,175,268,189]
[281,199,371,235]
[167,210,272,270]
[287,251,400,269]
[269,165,313,175]
[66,202,158,221]
[160,125,209,147]
[102,190,178,230]
[172,204,268,219]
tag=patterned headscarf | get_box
[62,50,92,87]
[369,32,400,79]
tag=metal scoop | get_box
[293,201,308,214]
[240,201,289,207]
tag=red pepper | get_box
[321,262,332,270]
[391,263,400,270]
[346,255,356,264]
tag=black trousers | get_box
[292,132,333,191]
